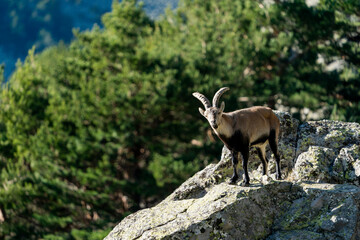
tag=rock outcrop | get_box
[294,120,360,185]
[105,112,360,240]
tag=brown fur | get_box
[219,106,280,145]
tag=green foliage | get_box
[149,153,200,188]
[0,0,359,239]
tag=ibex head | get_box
[192,87,229,129]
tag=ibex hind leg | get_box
[256,146,268,176]
[269,129,281,180]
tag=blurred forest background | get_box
[0,0,177,79]
[0,0,359,239]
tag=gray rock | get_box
[294,146,336,182]
[105,167,296,240]
[266,230,324,240]
[105,113,360,240]
[332,144,360,185]
[271,183,359,240]
[105,163,360,240]
[296,120,360,157]
[294,120,360,185]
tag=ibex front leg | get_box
[240,147,250,186]
[229,151,239,184]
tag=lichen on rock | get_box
[294,146,335,182]
[332,144,360,185]
[294,120,360,185]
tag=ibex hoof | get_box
[228,176,238,185]
[240,180,250,187]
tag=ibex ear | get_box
[220,101,225,112]
[198,107,205,117]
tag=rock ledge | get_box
[105,113,360,240]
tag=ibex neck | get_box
[214,114,233,138]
